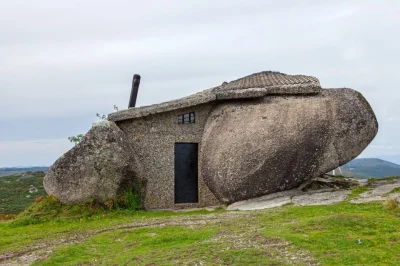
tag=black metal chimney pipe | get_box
[128,74,141,108]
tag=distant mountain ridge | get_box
[2,158,399,179]
[340,158,400,178]
[0,167,49,177]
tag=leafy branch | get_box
[68,105,119,145]
[68,134,84,145]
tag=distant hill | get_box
[0,167,49,177]
[335,158,400,178]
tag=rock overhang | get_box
[200,87,379,203]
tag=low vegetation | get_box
[387,187,400,194]
[0,171,47,215]
[1,173,400,265]
[367,176,400,185]
[383,198,400,211]
[14,187,144,226]
[347,186,371,199]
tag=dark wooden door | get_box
[174,143,199,203]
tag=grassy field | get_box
[1,199,399,265]
[1,174,399,265]
[0,171,47,215]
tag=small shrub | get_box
[68,134,84,145]
[103,199,114,210]
[34,196,46,204]
[0,214,17,221]
[112,182,144,211]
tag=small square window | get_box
[177,112,195,124]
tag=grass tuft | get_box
[383,198,399,211]
[386,187,400,195]
[12,195,98,226]
[347,186,370,199]
[0,214,17,221]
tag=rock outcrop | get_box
[201,88,378,204]
[227,176,400,211]
[43,121,143,204]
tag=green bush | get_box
[115,187,143,211]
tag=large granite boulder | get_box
[200,88,378,204]
[43,121,143,204]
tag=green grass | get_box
[0,172,47,214]
[32,226,281,266]
[386,187,400,195]
[347,186,371,199]
[1,201,399,265]
[260,202,400,265]
[368,176,400,185]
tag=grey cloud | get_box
[0,0,399,165]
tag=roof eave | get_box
[108,85,321,122]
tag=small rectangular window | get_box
[177,115,183,124]
[177,112,195,124]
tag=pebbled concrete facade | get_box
[116,103,221,209]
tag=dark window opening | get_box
[177,112,195,124]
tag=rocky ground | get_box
[228,175,400,210]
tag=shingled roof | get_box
[214,71,320,100]
[108,71,321,122]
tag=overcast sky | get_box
[0,0,399,167]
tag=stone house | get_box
[107,71,324,210]
[44,71,377,210]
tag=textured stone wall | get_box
[117,103,221,209]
